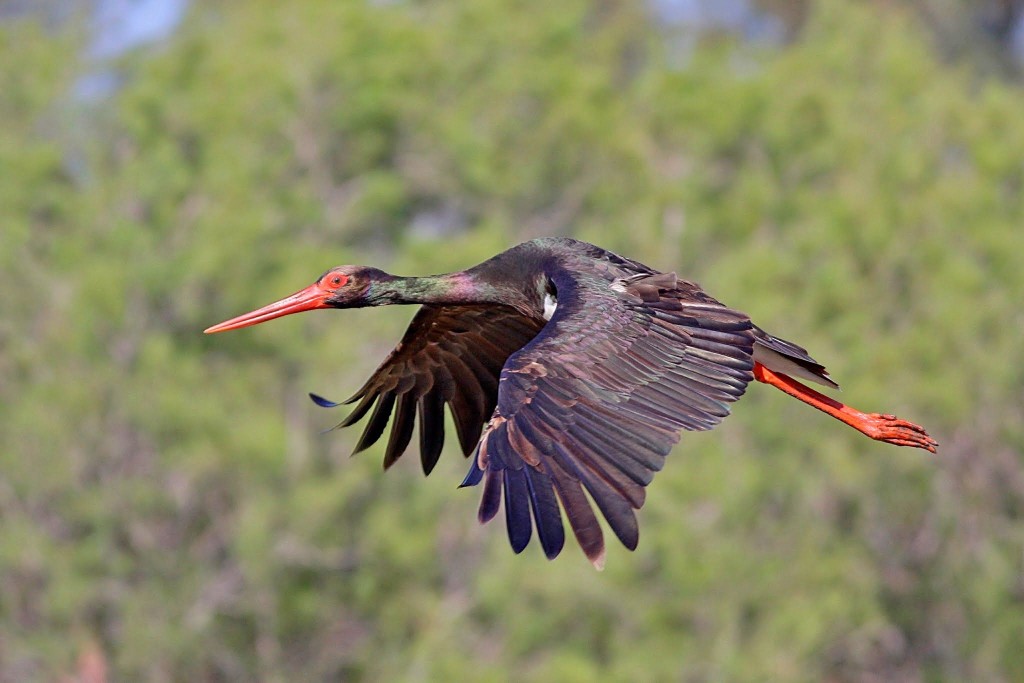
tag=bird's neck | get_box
[368,272,511,308]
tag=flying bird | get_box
[205,238,936,568]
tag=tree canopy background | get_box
[2,1,1023,681]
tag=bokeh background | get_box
[3,1,1024,681]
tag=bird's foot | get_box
[861,414,938,453]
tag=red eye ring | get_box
[322,273,349,290]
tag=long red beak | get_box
[204,282,329,334]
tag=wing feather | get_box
[503,467,533,553]
[546,453,606,567]
[417,390,446,475]
[353,393,394,454]
[524,467,565,559]
[383,392,416,469]
[478,470,502,522]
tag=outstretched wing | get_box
[461,270,755,567]
[313,304,545,474]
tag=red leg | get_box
[752,362,937,453]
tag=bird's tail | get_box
[752,327,839,390]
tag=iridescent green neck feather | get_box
[365,272,511,308]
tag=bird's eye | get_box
[325,274,349,290]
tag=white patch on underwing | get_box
[543,292,558,320]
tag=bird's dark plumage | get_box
[206,237,937,567]
[460,266,755,566]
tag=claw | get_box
[864,414,938,453]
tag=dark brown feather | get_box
[417,390,446,475]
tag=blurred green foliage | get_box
[2,1,1023,681]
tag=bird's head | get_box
[204,265,388,334]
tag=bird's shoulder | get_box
[511,239,722,300]
[512,237,657,277]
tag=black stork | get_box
[205,237,936,568]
